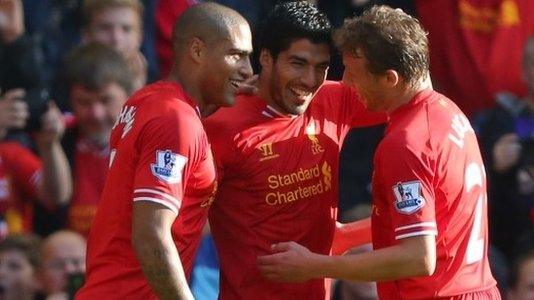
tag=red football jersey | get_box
[77,81,217,299]
[0,142,41,237]
[68,138,109,237]
[204,81,385,300]
[371,90,497,299]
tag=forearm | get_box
[331,218,372,255]
[37,141,72,206]
[133,229,193,300]
[311,239,434,282]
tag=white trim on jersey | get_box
[395,229,438,240]
[134,188,180,205]
[395,222,437,232]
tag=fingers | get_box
[237,74,259,95]
[271,241,293,253]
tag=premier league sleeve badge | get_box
[151,150,188,184]
[392,180,426,214]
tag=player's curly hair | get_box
[258,1,332,59]
[334,5,429,85]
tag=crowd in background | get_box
[0,0,532,299]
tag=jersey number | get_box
[464,162,486,265]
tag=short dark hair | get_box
[258,1,332,59]
[0,234,42,269]
[64,43,134,94]
[335,5,429,85]
[172,2,249,54]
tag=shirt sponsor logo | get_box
[392,180,426,214]
[258,143,279,161]
[150,150,187,183]
[265,161,332,205]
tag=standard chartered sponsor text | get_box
[266,163,331,205]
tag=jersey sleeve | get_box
[376,142,438,240]
[1,142,42,199]
[132,110,200,214]
[319,82,387,128]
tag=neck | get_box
[257,73,287,114]
[168,64,209,117]
[257,74,274,106]
[386,74,432,113]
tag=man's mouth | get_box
[229,79,242,90]
[289,87,313,104]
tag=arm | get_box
[35,102,72,206]
[331,218,372,255]
[132,201,194,300]
[258,234,436,283]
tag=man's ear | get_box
[259,49,274,70]
[189,37,206,64]
[383,69,400,87]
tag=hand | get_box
[35,102,65,147]
[0,0,24,43]
[237,74,258,95]
[257,241,316,283]
[493,133,521,172]
[0,88,28,137]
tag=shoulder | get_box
[313,81,357,103]
[204,94,261,135]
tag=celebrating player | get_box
[203,2,385,299]
[76,3,252,299]
[257,6,500,299]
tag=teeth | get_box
[290,87,312,98]
[230,80,240,87]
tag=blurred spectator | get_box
[474,36,534,260]
[33,43,133,237]
[508,249,534,300]
[39,230,86,299]
[0,0,45,91]
[0,91,72,238]
[415,0,534,116]
[82,0,148,90]
[0,0,50,143]
[0,234,41,300]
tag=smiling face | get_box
[198,22,253,108]
[260,38,330,115]
[342,49,392,112]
